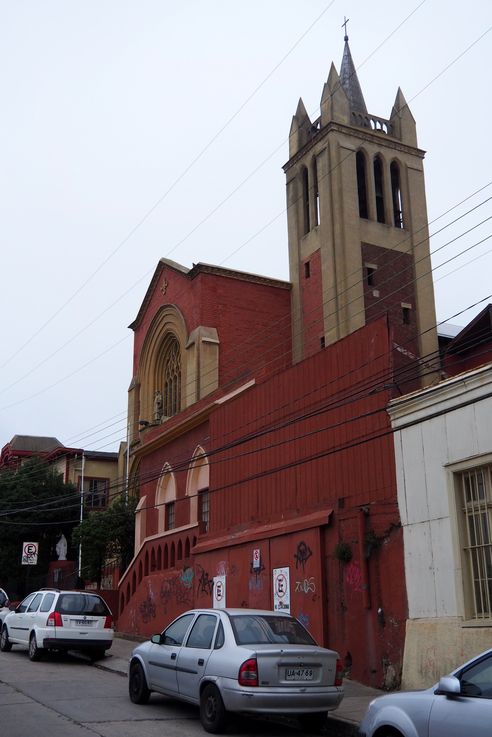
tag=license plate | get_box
[74,619,93,626]
[285,667,314,681]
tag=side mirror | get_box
[435,675,461,696]
[151,634,162,645]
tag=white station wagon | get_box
[128,608,344,733]
[1,588,113,661]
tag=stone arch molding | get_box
[186,445,209,525]
[155,463,176,532]
[136,305,219,424]
[138,305,188,423]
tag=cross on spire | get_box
[342,16,349,41]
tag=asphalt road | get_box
[0,644,358,737]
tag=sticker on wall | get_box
[252,548,261,570]
[273,566,290,613]
[213,575,226,608]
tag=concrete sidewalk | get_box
[96,633,380,735]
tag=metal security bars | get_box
[461,467,492,618]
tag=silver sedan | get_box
[359,647,492,737]
[128,607,344,733]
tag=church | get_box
[117,33,440,689]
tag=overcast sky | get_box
[1,0,491,454]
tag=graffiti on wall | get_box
[295,576,316,594]
[345,560,364,593]
[196,565,214,597]
[159,567,194,613]
[294,540,312,571]
[139,595,156,623]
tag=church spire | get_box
[339,21,367,115]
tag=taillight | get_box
[335,657,343,687]
[104,615,113,629]
[47,611,63,627]
[238,658,258,687]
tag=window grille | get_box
[460,467,492,618]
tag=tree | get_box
[72,496,136,588]
[0,459,78,597]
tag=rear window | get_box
[230,614,316,646]
[56,593,110,616]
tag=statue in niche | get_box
[153,389,163,423]
[56,533,67,561]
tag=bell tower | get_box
[284,32,438,387]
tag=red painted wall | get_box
[119,316,407,688]
[131,264,292,385]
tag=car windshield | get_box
[56,593,110,616]
[230,614,316,646]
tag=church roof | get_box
[339,35,367,115]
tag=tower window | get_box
[312,156,320,226]
[401,303,412,325]
[374,156,385,223]
[301,166,310,235]
[391,161,404,228]
[320,335,325,349]
[365,264,377,287]
[304,261,311,278]
[356,151,368,219]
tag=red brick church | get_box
[117,34,439,689]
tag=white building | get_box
[389,361,492,688]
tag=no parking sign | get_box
[21,541,38,565]
[273,566,290,612]
[213,575,226,609]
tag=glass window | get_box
[82,478,108,508]
[459,466,492,618]
[17,594,35,613]
[199,490,210,533]
[166,501,175,531]
[0,589,8,607]
[214,620,225,649]
[163,613,194,646]
[27,593,43,612]
[40,593,56,613]
[57,593,110,616]
[186,614,217,649]
[163,335,181,417]
[460,654,492,699]
[231,614,316,646]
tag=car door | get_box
[23,592,44,641]
[147,613,195,696]
[176,613,218,703]
[429,653,492,737]
[8,594,35,644]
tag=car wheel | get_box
[129,660,151,704]
[28,633,43,661]
[298,711,328,733]
[200,683,227,734]
[0,627,12,652]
